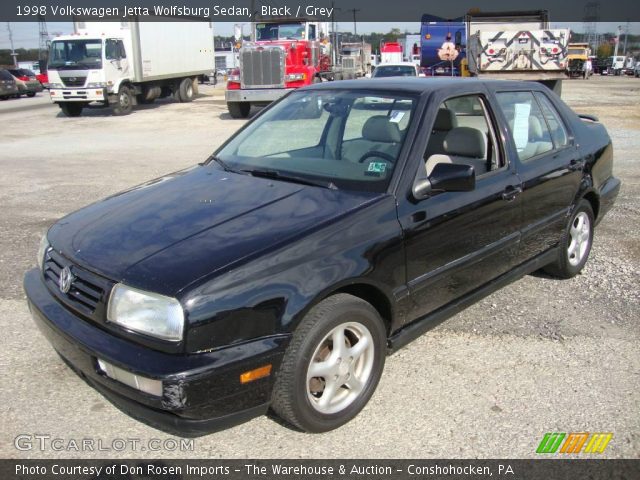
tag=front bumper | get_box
[225,88,293,104]
[49,87,107,103]
[24,268,290,437]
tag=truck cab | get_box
[225,19,331,118]
[47,34,130,108]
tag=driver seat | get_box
[341,115,402,163]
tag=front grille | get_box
[240,47,285,88]
[43,249,111,319]
[61,76,87,87]
[342,57,356,70]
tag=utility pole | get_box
[38,15,49,72]
[623,21,629,55]
[349,8,360,36]
[613,25,621,59]
[6,22,18,67]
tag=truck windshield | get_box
[256,23,305,41]
[49,40,103,69]
[215,90,416,193]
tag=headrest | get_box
[443,127,486,158]
[528,115,543,139]
[433,108,457,131]
[362,115,401,143]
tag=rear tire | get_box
[227,101,251,118]
[27,92,36,98]
[543,199,594,279]
[177,78,194,103]
[59,103,83,117]
[271,293,386,432]
[113,86,133,115]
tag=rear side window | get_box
[534,92,569,148]
[496,91,553,162]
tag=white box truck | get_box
[47,19,214,116]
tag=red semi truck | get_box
[225,18,337,118]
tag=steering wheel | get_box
[358,151,396,164]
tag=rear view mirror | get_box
[413,163,475,199]
[279,96,323,120]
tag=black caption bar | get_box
[2,460,639,480]
[2,0,640,22]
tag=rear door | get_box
[492,89,583,265]
[397,88,522,321]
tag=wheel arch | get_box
[582,190,600,221]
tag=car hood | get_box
[48,164,376,295]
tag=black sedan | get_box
[24,78,620,436]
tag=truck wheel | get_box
[59,103,83,117]
[177,78,194,103]
[227,102,250,118]
[113,86,133,115]
[271,294,386,432]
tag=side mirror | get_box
[413,163,475,199]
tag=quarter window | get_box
[496,91,554,162]
[534,92,569,148]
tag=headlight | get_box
[87,82,107,88]
[107,284,184,342]
[37,234,50,271]
[47,83,63,89]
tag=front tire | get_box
[59,103,83,117]
[544,199,594,278]
[113,86,133,115]
[271,294,386,432]
[227,101,251,118]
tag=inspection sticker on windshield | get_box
[367,162,387,173]
[389,111,405,123]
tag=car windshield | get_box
[215,90,417,192]
[256,23,305,41]
[49,39,103,69]
[373,66,416,77]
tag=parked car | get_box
[635,63,640,78]
[371,62,419,78]
[8,68,43,97]
[25,78,620,436]
[0,69,19,100]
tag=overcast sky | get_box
[1,21,638,50]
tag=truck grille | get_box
[61,76,87,87]
[240,47,285,88]
[342,57,356,70]
[43,249,112,319]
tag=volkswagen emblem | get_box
[59,266,75,294]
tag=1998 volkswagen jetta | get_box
[25,79,619,435]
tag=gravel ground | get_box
[0,77,638,459]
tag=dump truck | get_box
[566,42,591,78]
[47,18,214,117]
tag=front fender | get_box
[180,196,404,352]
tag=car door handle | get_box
[501,186,522,202]
[568,159,584,171]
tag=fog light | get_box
[97,358,162,396]
[95,90,103,96]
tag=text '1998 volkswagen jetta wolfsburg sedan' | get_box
[25,78,620,435]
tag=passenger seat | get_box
[425,127,487,176]
[424,108,458,157]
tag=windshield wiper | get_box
[206,154,243,174]
[241,168,338,190]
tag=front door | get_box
[398,92,522,321]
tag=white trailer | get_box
[47,18,214,116]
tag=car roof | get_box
[305,77,547,94]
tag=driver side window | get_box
[423,94,503,178]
